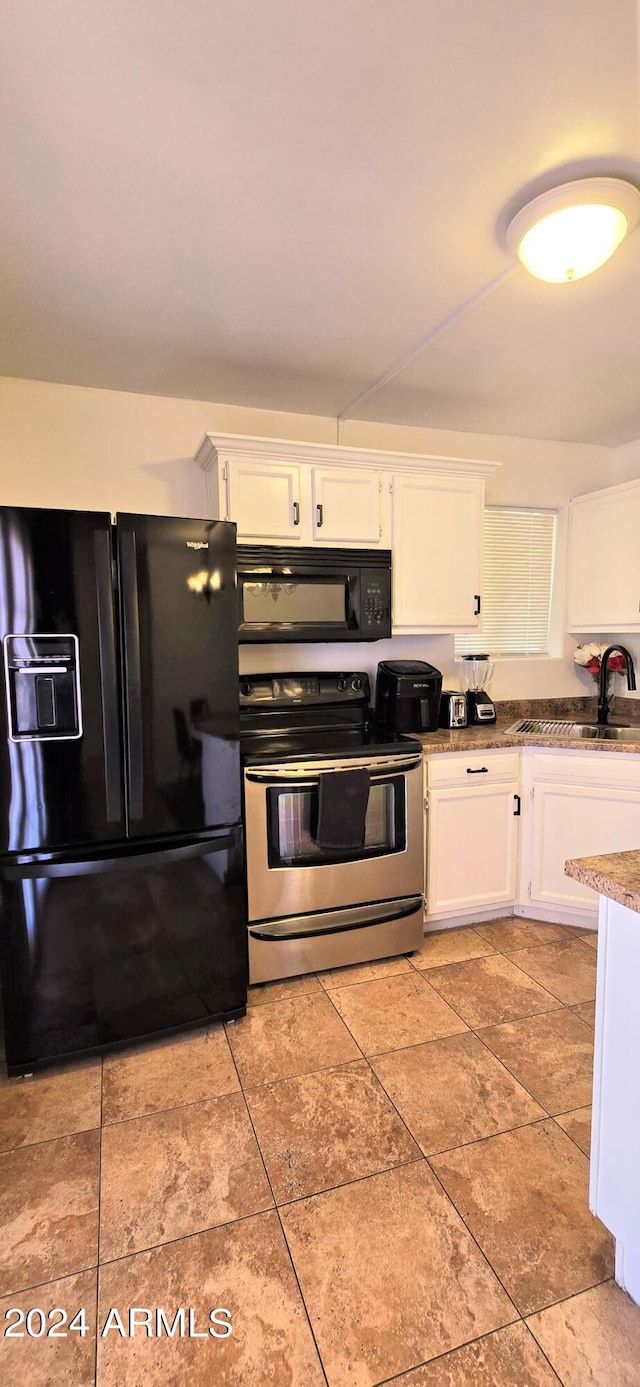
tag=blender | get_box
[461,654,497,724]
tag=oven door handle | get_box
[245,754,422,782]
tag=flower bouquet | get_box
[574,643,626,708]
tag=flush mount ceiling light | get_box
[506,176,640,283]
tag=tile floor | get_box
[1,917,640,1384]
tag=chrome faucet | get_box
[597,645,636,725]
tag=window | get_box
[455,506,556,658]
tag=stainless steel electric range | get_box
[239,672,424,983]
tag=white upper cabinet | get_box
[568,480,640,632]
[311,467,382,544]
[225,458,302,540]
[195,433,499,629]
[391,472,484,632]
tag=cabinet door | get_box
[568,483,640,631]
[392,473,483,631]
[311,468,382,544]
[225,459,302,540]
[529,781,640,910]
[427,782,520,915]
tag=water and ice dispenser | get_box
[3,635,82,740]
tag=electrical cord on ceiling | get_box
[335,262,518,435]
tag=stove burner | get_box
[239,671,421,763]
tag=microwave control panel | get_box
[360,570,390,634]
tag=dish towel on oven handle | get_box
[315,767,371,851]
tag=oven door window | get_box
[267,774,405,867]
[242,577,348,628]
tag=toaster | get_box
[438,691,468,728]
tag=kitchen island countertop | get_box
[564,849,640,916]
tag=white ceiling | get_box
[1,0,640,444]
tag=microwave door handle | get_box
[345,573,357,631]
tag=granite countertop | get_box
[416,697,640,756]
[564,850,640,915]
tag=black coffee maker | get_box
[374,660,443,733]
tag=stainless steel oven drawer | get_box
[248,896,424,984]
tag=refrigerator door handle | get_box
[94,528,123,823]
[119,528,144,823]
[5,833,237,879]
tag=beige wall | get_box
[0,374,617,700]
[611,437,640,487]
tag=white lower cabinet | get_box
[524,751,640,916]
[425,745,640,926]
[425,751,520,918]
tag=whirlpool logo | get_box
[186,541,208,550]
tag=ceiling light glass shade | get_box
[506,177,640,283]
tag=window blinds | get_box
[455,507,556,658]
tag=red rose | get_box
[607,654,626,673]
[586,657,601,674]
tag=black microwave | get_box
[237,545,392,643]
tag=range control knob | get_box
[336,676,348,692]
[351,676,362,692]
[240,680,253,698]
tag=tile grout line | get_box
[0,1119,103,1158]
[252,977,512,1380]
[470,1003,595,1119]
[319,982,534,1365]
[0,1073,251,1156]
[423,963,566,1028]
[499,943,596,1008]
[519,1320,566,1387]
[424,1143,612,1324]
[373,1319,565,1386]
[410,956,573,1037]
[224,1022,331,1387]
[276,981,431,1197]
[99,1082,245,1133]
[411,1113,550,1164]
[325,959,476,1042]
[423,1154,523,1323]
[0,1262,107,1302]
[548,1115,591,1160]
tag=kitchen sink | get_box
[506,718,640,743]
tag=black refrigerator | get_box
[0,507,247,1076]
